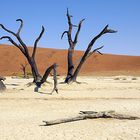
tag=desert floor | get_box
[0,76,140,140]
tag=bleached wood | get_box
[43,110,140,126]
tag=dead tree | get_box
[20,61,28,78]
[0,19,58,93]
[61,9,117,83]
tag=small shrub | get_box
[132,77,137,80]
[114,77,120,80]
[122,78,126,80]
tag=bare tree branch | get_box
[87,25,117,53]
[97,51,103,55]
[0,20,29,56]
[14,19,29,55]
[35,63,58,93]
[67,8,72,24]
[61,31,68,39]
[16,36,30,56]
[0,24,16,36]
[0,36,25,54]
[93,46,104,53]
[66,8,73,46]
[87,46,104,58]
[32,26,45,58]
[73,19,85,44]
[40,64,56,84]
[99,25,117,36]
[72,25,117,81]
[0,19,45,84]
[34,63,58,94]
[16,19,23,36]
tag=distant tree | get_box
[20,61,28,78]
[61,9,117,83]
[0,19,58,93]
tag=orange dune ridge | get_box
[0,44,140,76]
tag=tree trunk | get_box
[28,57,42,82]
[65,48,74,83]
[71,56,86,82]
[23,68,26,78]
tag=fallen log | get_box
[43,110,140,126]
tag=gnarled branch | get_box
[66,8,73,46]
[0,20,29,56]
[61,31,68,39]
[87,25,117,52]
[40,63,56,84]
[0,24,16,36]
[32,26,45,58]
[73,19,85,44]
[35,63,58,94]
[0,36,25,54]
[72,26,117,82]
[87,46,104,58]
[67,8,72,25]
[16,19,23,36]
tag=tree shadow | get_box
[38,91,53,95]
[5,84,19,86]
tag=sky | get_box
[0,0,140,56]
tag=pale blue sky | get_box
[0,0,140,56]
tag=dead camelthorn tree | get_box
[61,9,117,84]
[0,19,58,93]
[20,61,28,78]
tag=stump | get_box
[0,80,6,91]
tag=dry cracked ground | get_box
[0,76,140,140]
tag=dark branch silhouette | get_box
[32,26,45,59]
[61,9,85,83]
[0,19,58,93]
[0,76,6,91]
[62,9,117,83]
[16,19,23,36]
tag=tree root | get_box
[43,110,140,126]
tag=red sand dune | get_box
[0,44,140,76]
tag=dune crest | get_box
[0,44,140,76]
